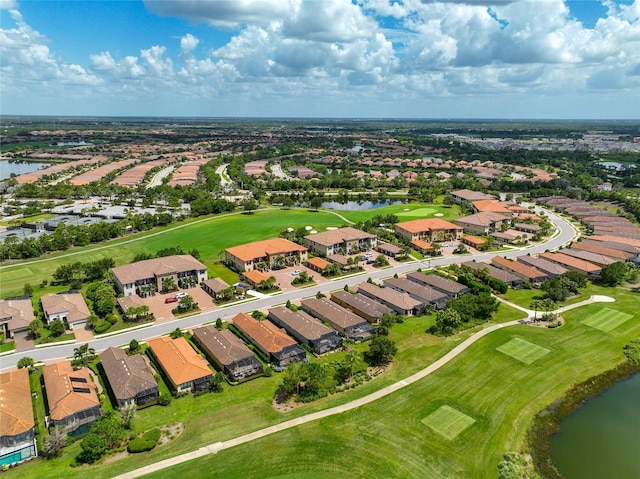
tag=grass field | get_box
[7,287,639,479]
[421,405,476,441]
[0,204,457,298]
[581,306,633,332]
[496,337,551,365]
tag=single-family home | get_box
[42,361,101,434]
[40,293,90,330]
[0,299,33,340]
[382,277,448,309]
[300,297,374,341]
[146,336,213,393]
[491,256,548,285]
[267,306,342,355]
[329,290,392,324]
[539,252,602,278]
[191,326,263,382]
[356,282,425,315]
[460,261,524,287]
[0,369,37,466]
[231,312,306,369]
[405,272,469,299]
[516,255,568,278]
[99,347,159,408]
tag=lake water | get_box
[0,161,48,180]
[550,373,640,478]
[321,200,404,210]
[599,161,637,171]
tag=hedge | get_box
[94,321,112,334]
[127,428,161,453]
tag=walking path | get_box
[114,318,519,479]
[114,293,616,479]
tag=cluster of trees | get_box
[454,265,509,294]
[86,282,117,320]
[52,258,115,286]
[429,292,500,336]
[539,270,587,302]
[599,262,638,287]
[76,412,128,464]
[132,245,201,262]
[171,296,198,315]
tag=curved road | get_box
[0,205,579,369]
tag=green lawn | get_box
[421,405,476,441]
[0,204,457,298]
[131,287,638,479]
[496,337,551,365]
[337,203,460,224]
[580,306,633,332]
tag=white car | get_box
[292,270,301,276]
[175,292,189,298]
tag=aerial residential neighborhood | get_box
[1,118,639,479]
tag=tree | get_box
[27,319,43,339]
[23,283,33,296]
[215,318,223,330]
[73,343,96,367]
[118,405,137,429]
[17,356,35,370]
[335,350,359,384]
[77,411,127,463]
[599,262,628,287]
[242,199,258,213]
[623,338,640,364]
[365,336,397,366]
[94,297,114,318]
[309,196,323,211]
[210,371,225,393]
[49,319,66,337]
[434,308,463,334]
[169,328,184,339]
[129,339,140,353]
[43,426,67,457]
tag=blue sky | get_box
[1,0,639,118]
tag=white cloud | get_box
[282,0,377,43]
[0,0,17,9]
[144,0,297,28]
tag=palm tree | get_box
[73,343,96,367]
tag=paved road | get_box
[111,291,616,479]
[215,164,233,189]
[0,206,579,370]
[147,165,177,188]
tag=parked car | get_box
[165,297,178,304]
[292,270,301,276]
[175,292,189,298]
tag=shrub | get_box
[127,428,161,453]
[158,392,172,406]
[94,321,112,334]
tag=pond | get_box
[0,161,48,180]
[599,161,637,171]
[550,373,640,478]
[321,200,404,210]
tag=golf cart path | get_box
[113,295,619,478]
[113,318,520,479]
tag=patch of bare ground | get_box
[159,422,184,445]
[272,362,392,413]
[530,316,565,329]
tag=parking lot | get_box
[141,286,219,323]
